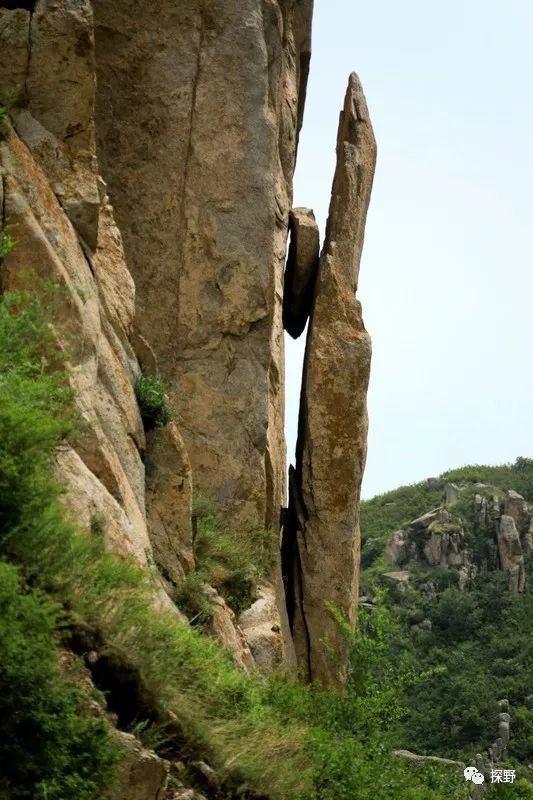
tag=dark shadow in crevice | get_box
[88,647,158,729]
[0,1,36,10]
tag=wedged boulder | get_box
[284,74,376,687]
[283,207,320,338]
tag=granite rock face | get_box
[146,423,194,586]
[497,515,526,595]
[114,732,169,800]
[284,75,376,687]
[0,4,192,597]
[93,0,313,531]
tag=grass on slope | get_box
[0,287,466,800]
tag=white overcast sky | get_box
[286,0,533,499]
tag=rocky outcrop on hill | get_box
[385,485,530,594]
[283,74,376,687]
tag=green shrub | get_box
[0,223,15,258]
[134,374,174,431]
[0,105,7,140]
[176,495,278,616]
[174,570,214,624]
[0,561,120,800]
[360,536,382,569]
[509,707,533,762]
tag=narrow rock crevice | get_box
[175,9,205,340]
[0,1,35,10]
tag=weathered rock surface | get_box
[113,731,169,800]
[206,589,256,672]
[283,207,320,338]
[384,486,529,594]
[497,515,526,595]
[93,0,313,530]
[443,483,460,506]
[12,0,101,249]
[284,74,376,687]
[239,583,283,670]
[146,423,194,585]
[384,529,408,565]
[1,124,152,562]
[0,8,30,107]
[0,6,193,602]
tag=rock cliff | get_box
[93,0,313,531]
[0,0,375,692]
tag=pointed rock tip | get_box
[345,72,371,123]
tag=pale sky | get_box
[286,0,533,499]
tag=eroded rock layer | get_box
[93,0,313,530]
[284,74,376,687]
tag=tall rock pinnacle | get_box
[283,74,377,687]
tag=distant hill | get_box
[358,458,533,789]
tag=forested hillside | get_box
[360,463,533,797]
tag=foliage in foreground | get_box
[0,563,120,800]
[0,288,466,800]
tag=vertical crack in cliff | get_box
[175,9,206,342]
[282,466,312,680]
[21,0,34,108]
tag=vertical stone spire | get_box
[283,73,376,687]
